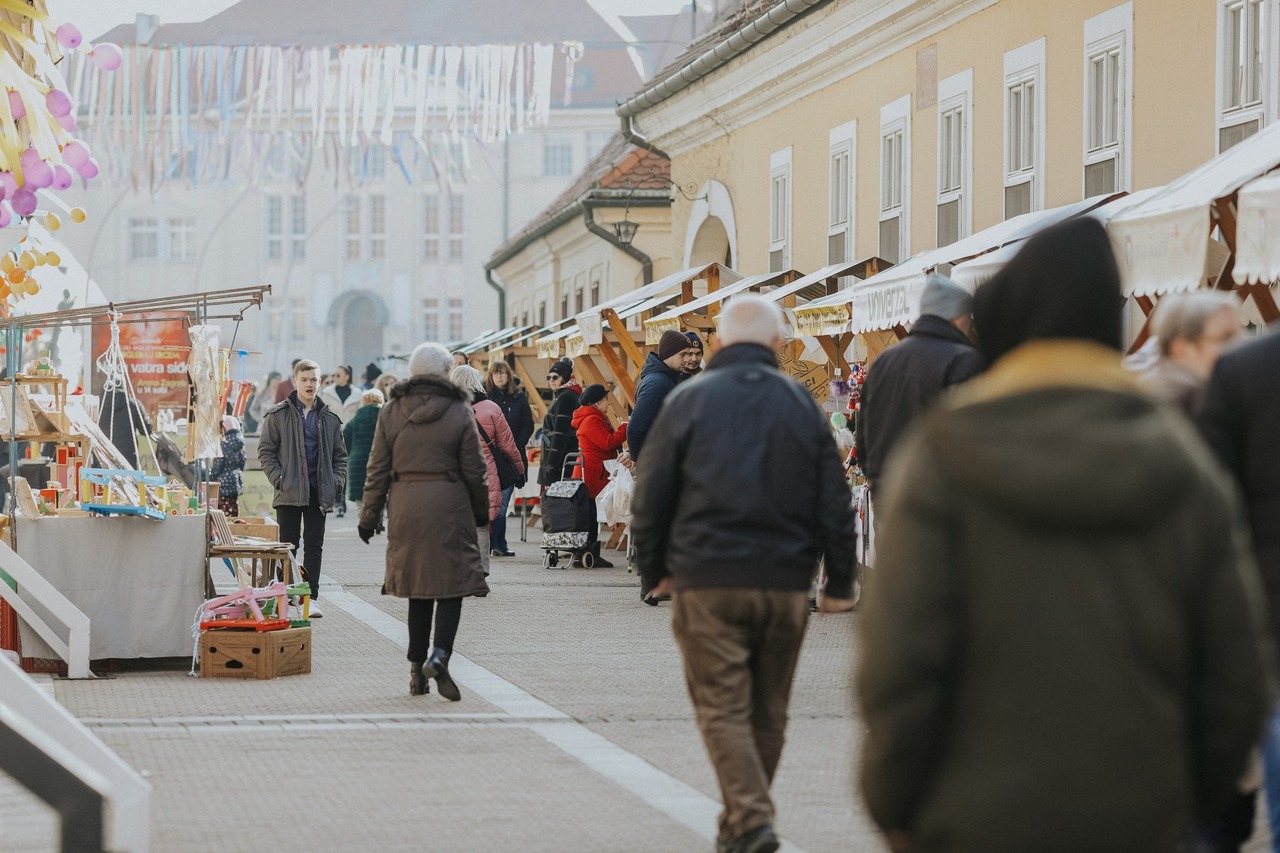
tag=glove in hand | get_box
[358,525,375,544]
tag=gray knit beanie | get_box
[918,273,973,321]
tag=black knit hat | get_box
[364,362,382,383]
[579,384,607,407]
[657,330,692,361]
[683,330,703,351]
[548,358,573,382]
[973,217,1123,364]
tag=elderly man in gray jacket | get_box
[258,358,347,617]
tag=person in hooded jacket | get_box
[627,331,692,463]
[342,388,383,514]
[537,357,580,487]
[856,218,1272,853]
[572,384,627,568]
[484,360,534,556]
[451,364,524,573]
[358,343,489,700]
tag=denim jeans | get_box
[490,486,515,551]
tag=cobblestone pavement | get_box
[0,514,885,853]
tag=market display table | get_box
[16,514,208,660]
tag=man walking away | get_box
[259,358,347,617]
[1201,327,1280,852]
[854,274,982,492]
[858,218,1271,853]
[632,295,856,853]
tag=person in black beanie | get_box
[538,357,581,488]
[857,216,1270,853]
[682,330,705,379]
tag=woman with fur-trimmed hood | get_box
[358,342,489,701]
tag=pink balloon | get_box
[55,24,82,50]
[45,90,72,118]
[61,140,89,168]
[24,159,53,189]
[11,188,36,217]
[90,43,122,72]
[0,202,12,229]
[56,113,76,131]
[76,158,99,180]
[6,91,25,120]
[51,164,73,190]
[0,172,16,199]
[19,148,41,170]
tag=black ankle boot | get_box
[589,542,613,569]
[409,661,430,696]
[425,648,461,701]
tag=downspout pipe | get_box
[485,268,507,328]
[583,200,665,285]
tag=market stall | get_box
[1107,120,1280,345]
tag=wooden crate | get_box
[229,516,279,542]
[199,626,311,679]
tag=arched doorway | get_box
[341,294,385,373]
[689,216,732,268]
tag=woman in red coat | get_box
[571,384,626,567]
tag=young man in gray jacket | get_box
[258,358,348,617]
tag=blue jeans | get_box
[490,486,515,552]
[1263,701,1280,851]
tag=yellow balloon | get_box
[69,207,86,223]
[44,251,60,266]
[44,212,60,231]
[27,280,39,295]
[0,255,13,273]
[30,250,44,266]
[18,252,34,271]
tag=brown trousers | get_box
[672,588,809,841]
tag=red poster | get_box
[91,311,191,420]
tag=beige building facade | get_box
[621,0,1277,283]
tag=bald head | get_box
[719,295,786,349]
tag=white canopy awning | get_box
[1234,170,1280,285]
[460,325,530,354]
[642,271,791,344]
[795,195,1123,336]
[1107,120,1280,296]
[573,262,741,347]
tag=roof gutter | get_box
[616,0,832,123]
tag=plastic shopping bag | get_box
[599,461,635,525]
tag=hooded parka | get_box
[571,404,626,498]
[359,376,489,599]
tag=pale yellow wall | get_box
[661,0,1220,278]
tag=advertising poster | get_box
[91,310,191,420]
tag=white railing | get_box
[0,540,91,679]
[0,653,151,852]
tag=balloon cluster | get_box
[0,236,67,303]
[0,18,118,229]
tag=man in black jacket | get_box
[627,330,692,462]
[854,274,983,491]
[632,295,856,853]
[1200,328,1280,843]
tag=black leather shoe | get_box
[490,549,515,557]
[726,825,779,853]
[409,661,430,696]
[424,648,461,701]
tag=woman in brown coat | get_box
[358,342,489,700]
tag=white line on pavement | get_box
[321,587,808,852]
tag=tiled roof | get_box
[486,132,670,268]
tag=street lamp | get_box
[613,216,639,248]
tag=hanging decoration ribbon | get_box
[65,42,569,191]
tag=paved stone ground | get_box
[1,513,1272,852]
[0,514,882,852]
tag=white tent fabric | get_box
[642,272,784,343]
[1107,120,1280,296]
[1234,170,1280,285]
[573,263,741,347]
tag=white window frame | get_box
[447,298,464,342]
[1004,39,1046,217]
[344,195,362,260]
[1216,0,1278,151]
[167,218,197,263]
[936,70,972,246]
[543,135,574,177]
[447,195,465,261]
[1083,4,1133,195]
[879,95,911,262]
[266,196,284,261]
[769,146,793,272]
[423,298,441,341]
[828,121,856,266]
[289,196,306,260]
[369,195,387,260]
[423,195,440,260]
